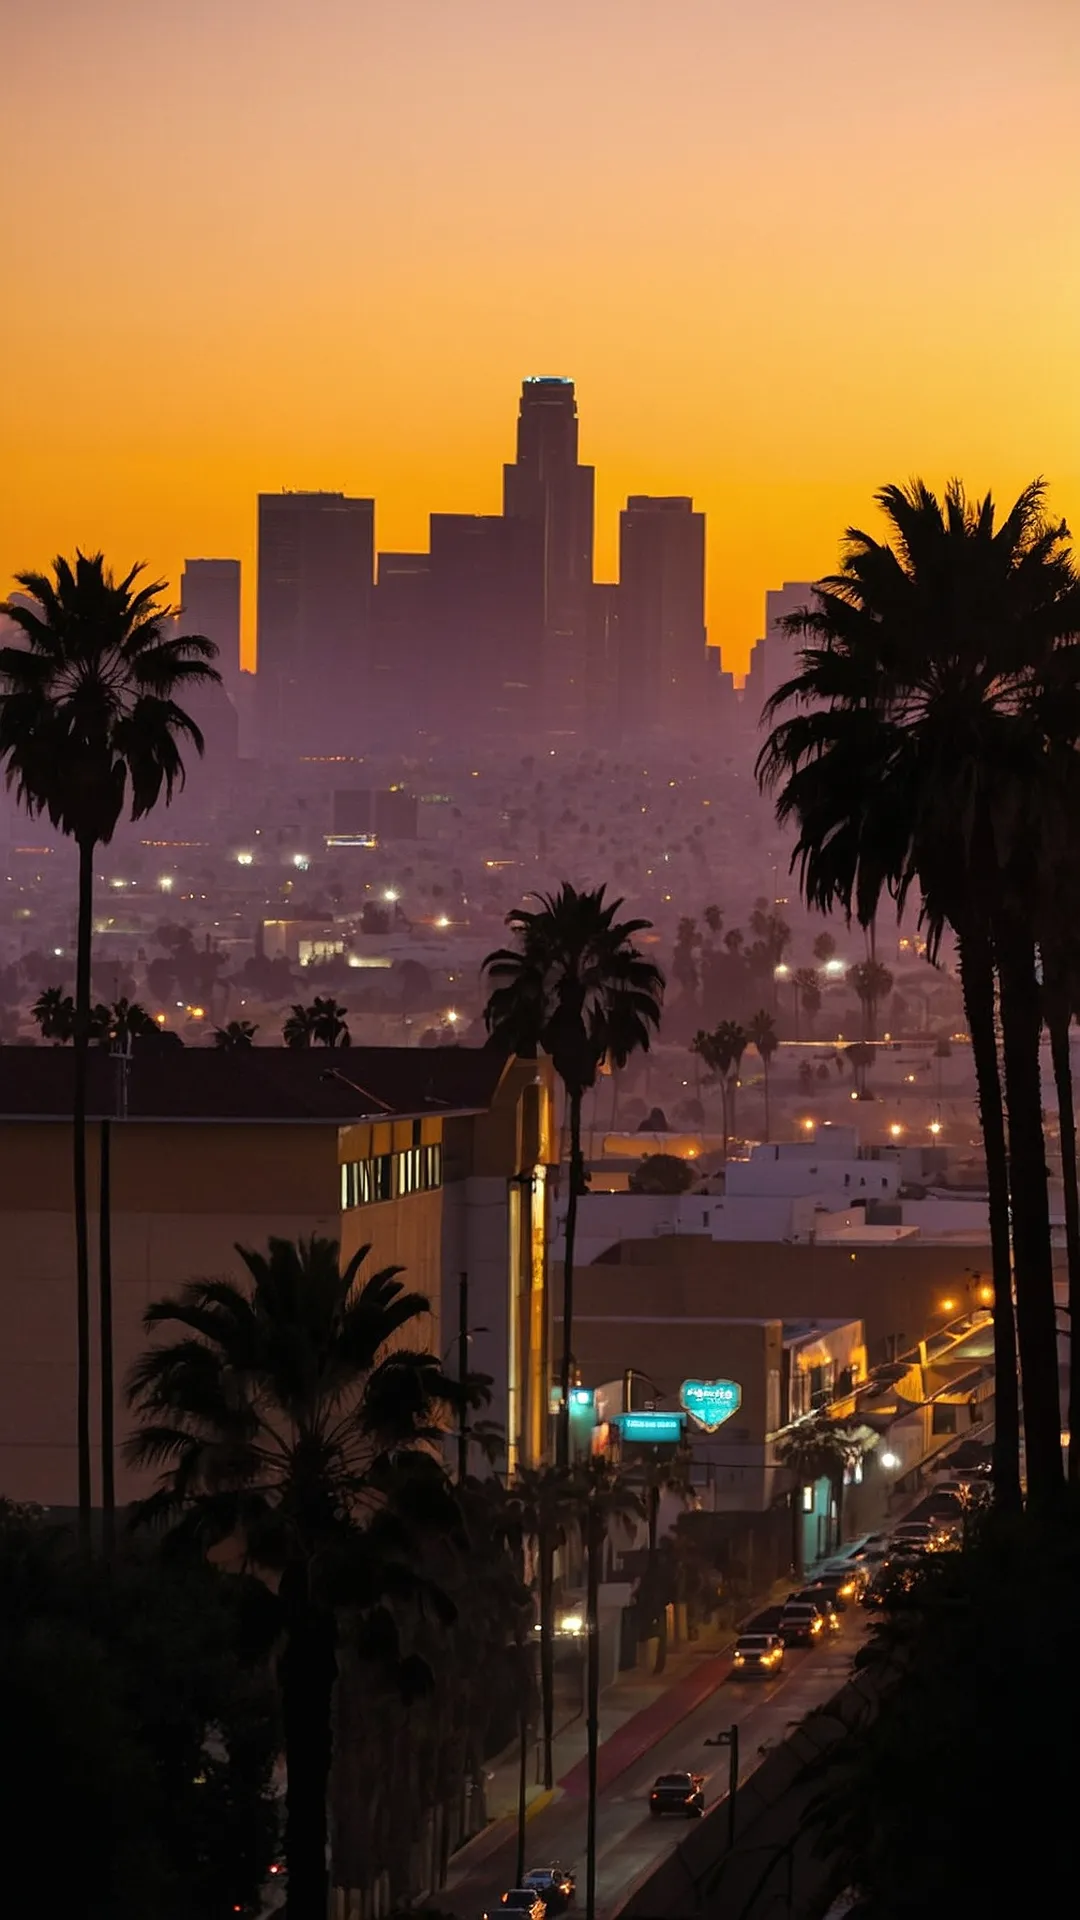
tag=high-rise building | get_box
[178,559,241,693]
[176,559,241,789]
[425,513,544,738]
[256,492,374,759]
[617,496,707,736]
[742,582,815,731]
[371,552,432,742]
[503,377,594,733]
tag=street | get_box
[441,1606,864,1920]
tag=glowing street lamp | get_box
[236,852,254,867]
[158,875,174,892]
[383,887,399,904]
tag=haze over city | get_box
[4,0,1079,672]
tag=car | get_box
[490,1894,545,1920]
[649,1771,706,1817]
[730,1632,785,1678]
[850,1533,889,1561]
[778,1603,825,1646]
[791,1589,843,1630]
[514,1869,576,1913]
[810,1566,865,1606]
[890,1521,936,1547]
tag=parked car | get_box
[778,1603,824,1646]
[791,1589,843,1630]
[810,1565,865,1606]
[730,1632,785,1678]
[649,1771,706,1817]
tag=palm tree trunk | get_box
[74,835,95,1548]
[763,1060,771,1143]
[558,1087,583,1470]
[789,1487,802,1579]
[539,1530,555,1791]
[1046,991,1080,1483]
[957,924,1021,1510]
[585,1494,601,1920]
[997,921,1064,1502]
[99,1117,115,1557]
[280,1580,338,1920]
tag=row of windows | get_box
[340,1143,442,1210]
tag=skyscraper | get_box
[426,513,543,737]
[176,559,241,788]
[178,559,241,694]
[503,377,594,734]
[617,496,707,736]
[742,582,815,731]
[255,492,374,759]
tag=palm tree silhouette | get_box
[747,1009,778,1141]
[759,477,1080,1508]
[213,1018,259,1050]
[691,1019,747,1160]
[126,1235,457,1920]
[32,985,75,1042]
[483,884,664,1467]
[283,996,350,1048]
[0,552,217,1543]
[775,1414,868,1572]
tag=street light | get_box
[881,1450,901,1471]
[704,1724,740,1850]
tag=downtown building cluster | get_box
[179,379,758,762]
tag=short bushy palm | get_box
[126,1234,459,1920]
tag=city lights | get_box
[158,875,174,892]
[435,914,450,928]
[383,887,399,903]
[940,1297,957,1314]
[774,963,790,979]
[880,1451,901,1472]
[445,1009,459,1025]
[889,1123,903,1138]
[236,852,254,866]
[929,1120,942,1136]
[825,959,846,976]
[293,853,310,870]
[801,1118,815,1132]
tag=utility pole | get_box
[705,1724,739,1851]
[457,1269,468,1484]
[585,1489,602,1920]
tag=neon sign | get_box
[680,1379,742,1432]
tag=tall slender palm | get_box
[32,985,75,1042]
[747,1009,778,1141]
[759,479,1080,1508]
[0,552,218,1544]
[483,885,664,1467]
[126,1235,459,1920]
[691,1019,747,1159]
[848,959,894,1042]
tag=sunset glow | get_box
[4,0,1078,674]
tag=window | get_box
[340,1142,442,1210]
[802,1484,815,1512]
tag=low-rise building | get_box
[0,1045,554,1508]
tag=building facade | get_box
[256,491,375,759]
[0,1047,555,1509]
[617,495,708,737]
[503,376,595,735]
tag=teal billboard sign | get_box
[679,1378,742,1432]
[612,1411,686,1445]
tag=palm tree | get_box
[0,552,218,1544]
[107,997,159,1046]
[282,1002,319,1048]
[775,1414,868,1573]
[32,985,74,1042]
[691,1019,747,1159]
[125,1235,458,1920]
[311,995,350,1047]
[758,479,1080,1509]
[791,966,819,1040]
[483,885,664,1467]
[214,1018,259,1050]
[812,930,837,966]
[283,997,350,1048]
[747,1009,778,1141]
[848,959,894,1042]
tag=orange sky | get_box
[3,0,1079,678]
